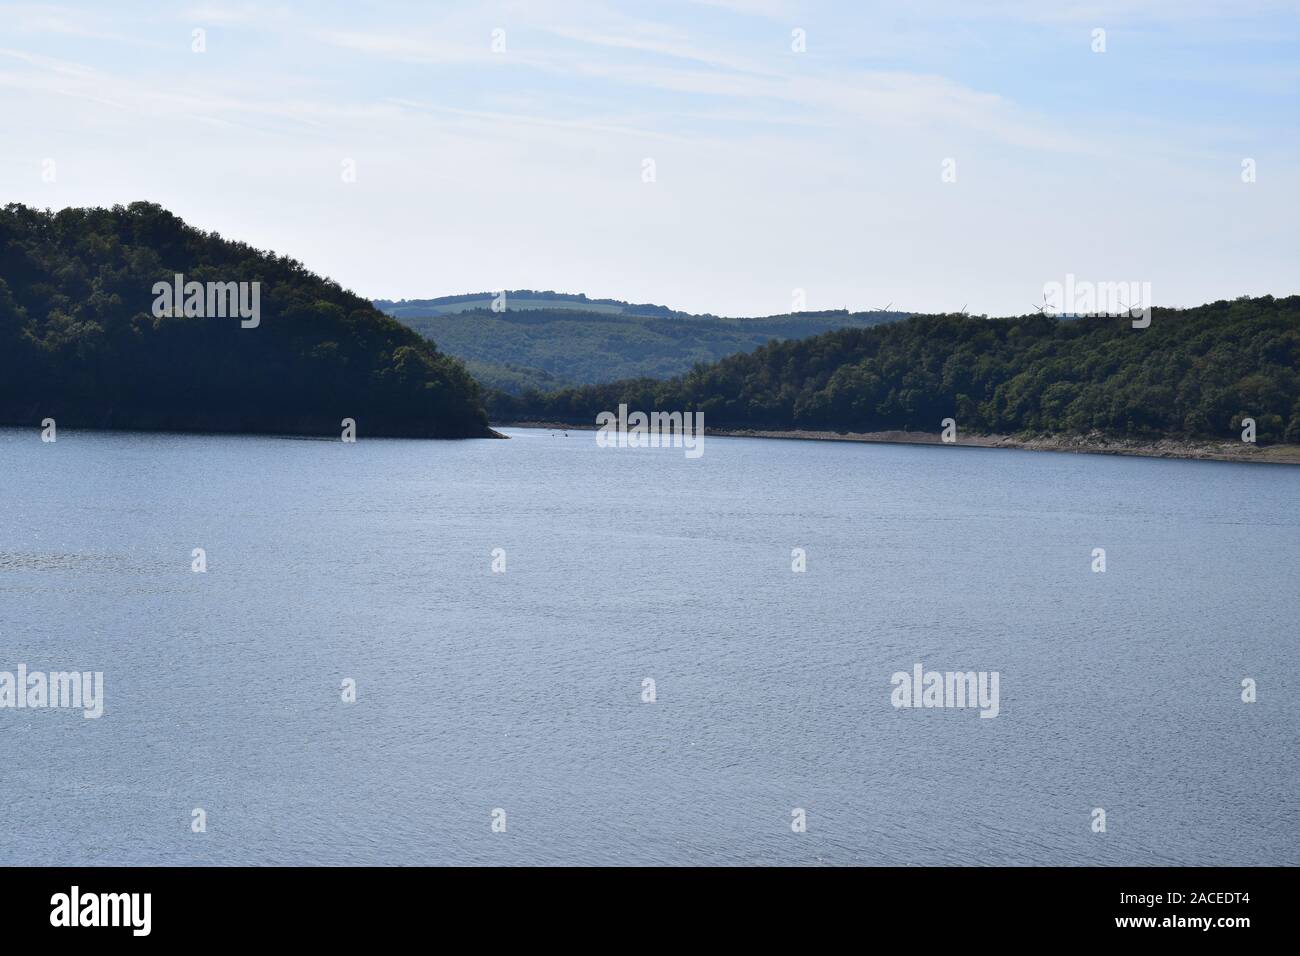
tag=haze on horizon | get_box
[1,0,1297,318]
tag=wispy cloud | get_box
[1,0,1294,315]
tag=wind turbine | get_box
[1116,294,1143,318]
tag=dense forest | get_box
[490,296,1300,443]
[5,203,1293,445]
[0,203,492,438]
[383,303,907,393]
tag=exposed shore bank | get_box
[494,421,1300,465]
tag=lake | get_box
[1,425,1296,865]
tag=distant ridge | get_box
[375,290,683,319]
[376,292,911,393]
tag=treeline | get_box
[490,297,1300,443]
[377,289,683,317]
[390,306,906,392]
[0,202,492,438]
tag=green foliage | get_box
[383,304,906,391]
[493,298,1300,443]
[460,359,573,394]
[377,290,675,318]
[0,202,490,438]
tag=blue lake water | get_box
[0,425,1296,865]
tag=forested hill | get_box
[0,203,492,438]
[375,290,685,319]
[378,299,908,393]
[490,296,1300,443]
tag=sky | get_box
[1,0,1297,317]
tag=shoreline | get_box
[494,421,1300,465]
[0,420,504,441]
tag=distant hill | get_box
[490,296,1300,443]
[0,203,492,438]
[376,290,683,319]
[376,292,909,392]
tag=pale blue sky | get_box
[2,0,1297,316]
